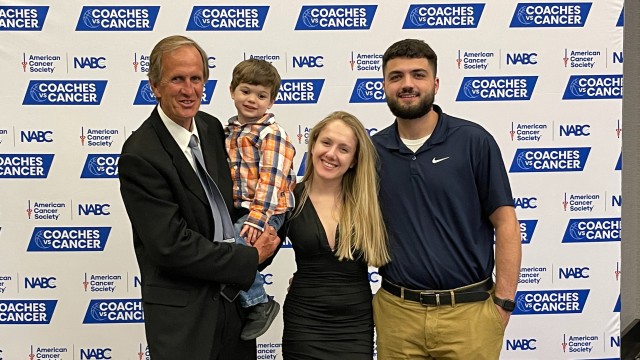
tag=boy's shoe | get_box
[240,298,280,340]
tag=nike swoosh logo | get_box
[432,157,450,164]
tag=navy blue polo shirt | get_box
[372,105,514,290]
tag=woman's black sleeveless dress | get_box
[282,185,373,360]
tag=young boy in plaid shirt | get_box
[225,58,296,340]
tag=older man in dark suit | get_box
[118,35,280,360]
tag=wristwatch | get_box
[493,297,516,312]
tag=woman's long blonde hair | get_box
[294,111,390,267]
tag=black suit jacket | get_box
[119,107,259,359]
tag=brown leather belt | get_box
[381,278,492,307]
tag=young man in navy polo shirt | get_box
[372,39,522,359]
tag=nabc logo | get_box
[80,348,111,360]
[74,57,106,69]
[78,203,111,216]
[611,195,622,207]
[559,124,590,136]
[514,197,537,209]
[260,273,273,285]
[613,51,623,64]
[292,55,324,68]
[20,130,53,143]
[506,53,538,65]
[558,267,589,279]
[506,339,537,351]
[24,276,56,289]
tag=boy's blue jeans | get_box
[234,213,285,307]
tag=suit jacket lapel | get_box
[149,108,210,207]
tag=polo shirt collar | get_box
[428,104,447,146]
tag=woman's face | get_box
[311,119,357,184]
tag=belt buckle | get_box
[419,291,438,307]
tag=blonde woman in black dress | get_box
[281,111,390,359]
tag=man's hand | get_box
[252,225,280,264]
[495,305,511,328]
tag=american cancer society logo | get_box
[23,80,107,105]
[0,6,49,31]
[83,299,144,323]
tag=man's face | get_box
[150,45,204,129]
[383,57,439,120]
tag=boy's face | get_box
[230,83,274,124]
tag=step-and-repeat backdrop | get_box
[0,1,623,359]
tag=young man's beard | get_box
[386,94,434,120]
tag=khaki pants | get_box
[373,287,504,360]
